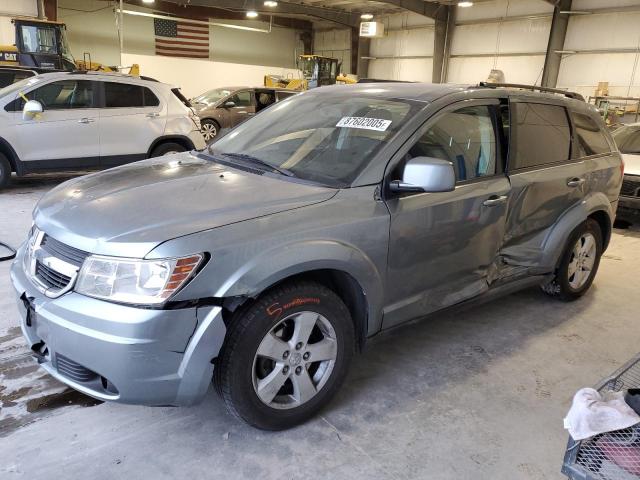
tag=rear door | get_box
[501,100,584,263]
[98,81,166,166]
[12,79,100,167]
[383,99,511,329]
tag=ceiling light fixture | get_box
[142,0,155,3]
[264,1,278,6]
[361,13,374,20]
[458,1,473,7]
[246,10,259,18]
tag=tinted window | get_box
[408,105,497,182]
[19,80,96,110]
[0,70,34,88]
[228,90,252,107]
[572,112,610,156]
[143,87,159,107]
[276,91,298,101]
[104,82,143,107]
[510,102,570,170]
[613,126,640,154]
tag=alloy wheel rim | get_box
[568,232,597,289]
[252,311,337,410]
[202,123,217,141]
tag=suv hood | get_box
[34,153,337,258]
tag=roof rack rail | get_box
[477,82,585,101]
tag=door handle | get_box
[78,118,95,124]
[567,177,585,187]
[483,195,508,207]
[146,112,160,118]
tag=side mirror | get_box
[22,100,43,120]
[223,101,236,108]
[390,156,455,193]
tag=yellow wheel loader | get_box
[264,54,356,91]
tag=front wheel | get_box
[542,218,603,301]
[201,119,219,143]
[0,153,11,189]
[214,281,355,430]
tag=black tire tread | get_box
[214,280,352,429]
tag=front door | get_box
[383,100,511,329]
[222,89,256,128]
[14,79,100,167]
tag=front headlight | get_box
[75,254,203,305]
[23,225,40,272]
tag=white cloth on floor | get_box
[564,388,640,441]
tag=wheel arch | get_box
[147,135,195,157]
[0,136,22,175]
[540,192,614,269]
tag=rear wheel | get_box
[201,119,219,143]
[542,219,603,301]
[214,281,355,430]
[0,153,11,189]
[150,142,186,157]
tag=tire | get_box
[214,281,355,430]
[201,119,220,143]
[150,142,186,157]
[542,218,603,301]
[0,153,11,189]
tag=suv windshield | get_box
[192,88,234,106]
[208,91,421,187]
[613,125,640,154]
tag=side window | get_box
[407,105,497,182]
[277,91,297,101]
[510,102,571,170]
[104,82,144,108]
[21,80,96,110]
[143,87,160,107]
[571,112,611,156]
[229,90,252,107]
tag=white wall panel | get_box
[564,12,640,51]
[370,27,434,57]
[573,0,640,9]
[456,0,552,22]
[313,28,351,74]
[122,53,299,98]
[452,18,550,56]
[369,58,433,83]
[448,55,545,85]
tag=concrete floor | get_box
[1,173,639,480]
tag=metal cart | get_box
[562,353,640,479]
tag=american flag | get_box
[154,17,209,59]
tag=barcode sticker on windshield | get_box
[336,117,392,132]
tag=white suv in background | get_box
[0,71,205,188]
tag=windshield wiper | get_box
[216,152,295,177]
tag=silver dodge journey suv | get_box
[11,82,623,430]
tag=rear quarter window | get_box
[509,102,571,170]
[571,112,611,156]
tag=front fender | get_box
[539,191,613,269]
[215,239,385,336]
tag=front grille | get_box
[56,354,97,383]
[40,234,89,267]
[35,261,71,290]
